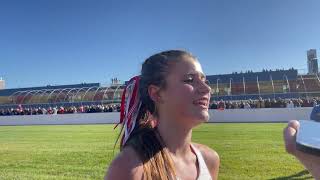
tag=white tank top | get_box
[177,144,212,180]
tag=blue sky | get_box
[1,0,319,89]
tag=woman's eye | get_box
[184,77,194,83]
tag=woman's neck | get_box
[157,117,193,158]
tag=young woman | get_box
[106,50,320,180]
[106,50,219,180]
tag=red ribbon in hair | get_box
[115,76,142,146]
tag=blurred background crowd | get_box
[0,104,120,116]
[210,97,318,109]
[1,97,319,116]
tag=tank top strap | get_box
[190,144,212,180]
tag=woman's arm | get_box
[284,120,320,179]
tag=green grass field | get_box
[0,123,312,180]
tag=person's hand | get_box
[284,120,320,180]
[283,120,300,155]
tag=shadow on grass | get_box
[268,170,313,180]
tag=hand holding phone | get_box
[285,120,320,179]
[296,120,320,156]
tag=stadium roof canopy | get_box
[0,83,100,96]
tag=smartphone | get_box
[296,120,320,156]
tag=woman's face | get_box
[159,56,211,127]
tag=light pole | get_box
[242,76,246,94]
[283,75,290,93]
[300,75,308,100]
[216,78,220,95]
[270,75,275,99]
[257,76,261,97]
[229,78,233,95]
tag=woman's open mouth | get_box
[193,97,209,109]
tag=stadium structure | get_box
[0,82,124,109]
[206,68,320,100]
[1,68,320,108]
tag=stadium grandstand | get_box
[0,82,124,109]
[207,68,320,101]
[1,68,320,108]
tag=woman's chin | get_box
[200,113,210,122]
[192,111,210,124]
[180,109,210,126]
[192,105,210,121]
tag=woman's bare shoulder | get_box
[193,143,220,179]
[105,146,144,180]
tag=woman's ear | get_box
[148,85,162,103]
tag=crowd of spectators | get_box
[1,97,319,116]
[210,97,318,109]
[0,104,120,116]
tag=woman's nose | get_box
[198,80,211,94]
